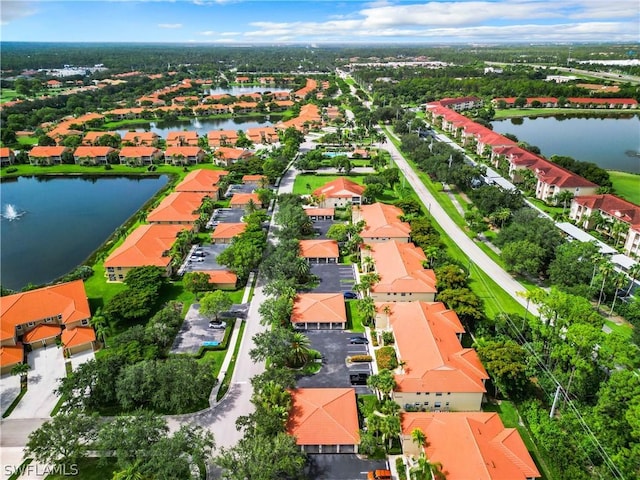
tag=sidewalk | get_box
[207,271,255,407]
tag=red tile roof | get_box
[23,324,62,343]
[354,203,411,240]
[0,147,15,158]
[164,146,204,158]
[387,302,487,393]
[313,178,365,199]
[61,327,96,349]
[214,147,253,161]
[104,224,185,269]
[401,412,540,480]
[29,146,69,157]
[122,131,158,144]
[299,239,339,259]
[573,194,640,224]
[365,241,437,295]
[201,270,238,286]
[175,169,228,193]
[303,207,335,217]
[74,146,115,157]
[147,192,208,223]
[0,345,23,368]
[211,223,247,240]
[0,280,91,343]
[242,174,267,184]
[292,293,347,324]
[287,388,360,446]
[229,193,262,208]
[119,146,161,158]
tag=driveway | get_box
[305,454,389,480]
[207,207,246,228]
[8,347,66,419]
[308,264,356,294]
[171,303,229,354]
[296,331,372,394]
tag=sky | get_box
[1,0,639,44]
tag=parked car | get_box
[350,373,369,385]
[367,470,392,480]
[208,321,226,329]
[349,336,368,344]
[343,291,358,299]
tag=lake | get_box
[208,86,288,95]
[491,116,640,173]
[0,175,168,291]
[115,115,281,138]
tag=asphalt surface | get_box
[305,454,389,480]
[296,331,372,395]
[170,303,228,354]
[308,264,357,294]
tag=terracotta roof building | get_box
[287,388,360,453]
[0,344,24,375]
[0,280,93,357]
[207,130,239,147]
[82,131,120,145]
[61,326,97,357]
[362,241,437,302]
[0,147,16,166]
[104,224,185,281]
[118,146,163,165]
[122,131,159,146]
[164,146,205,165]
[147,192,208,226]
[242,174,267,186]
[28,146,70,165]
[73,146,115,165]
[213,147,253,167]
[401,412,540,480]
[303,207,335,221]
[229,193,262,209]
[175,169,228,198]
[291,293,347,330]
[166,131,199,147]
[352,203,411,243]
[299,239,339,263]
[312,178,365,208]
[384,301,487,411]
[211,223,247,244]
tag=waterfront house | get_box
[174,169,228,199]
[122,131,159,146]
[208,130,239,148]
[28,146,70,165]
[73,146,115,165]
[164,146,205,165]
[118,146,163,165]
[104,224,185,281]
[0,147,15,166]
[166,131,199,147]
[147,192,209,226]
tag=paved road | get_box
[375,129,540,318]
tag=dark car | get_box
[349,336,368,344]
[343,291,358,299]
[350,373,369,385]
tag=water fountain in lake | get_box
[1,204,25,221]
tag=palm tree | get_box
[410,456,446,480]
[611,220,630,247]
[112,461,144,480]
[609,272,629,315]
[411,428,427,453]
[11,363,30,388]
[626,264,640,296]
[90,314,110,348]
[380,414,401,450]
[287,331,311,368]
[554,190,574,214]
[491,207,512,229]
[362,255,376,274]
[597,261,615,310]
[357,296,377,326]
[293,257,311,283]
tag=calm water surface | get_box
[491,116,640,173]
[0,175,168,290]
[115,115,280,138]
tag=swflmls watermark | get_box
[4,463,79,477]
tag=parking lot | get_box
[224,184,255,198]
[171,303,229,354]
[181,244,231,274]
[308,263,357,294]
[305,454,389,480]
[207,208,246,228]
[296,330,371,394]
[311,219,336,239]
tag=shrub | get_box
[375,346,398,370]
[348,354,373,363]
[5,167,18,173]
[396,457,407,480]
[382,331,395,345]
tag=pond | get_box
[0,175,169,291]
[115,115,280,138]
[491,115,640,173]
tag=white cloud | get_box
[0,0,38,26]
[158,23,182,29]
[199,30,216,36]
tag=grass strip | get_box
[216,320,246,401]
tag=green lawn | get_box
[0,89,20,103]
[292,173,366,195]
[346,299,365,332]
[609,170,640,206]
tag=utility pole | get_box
[549,384,562,418]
